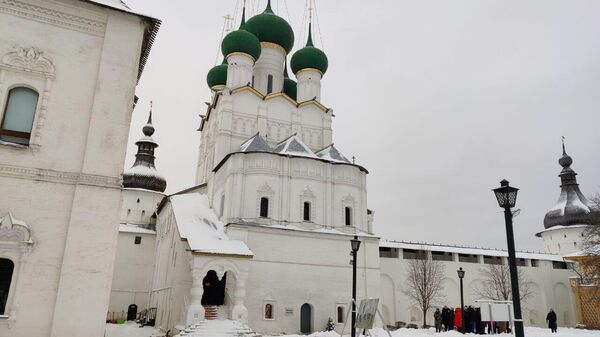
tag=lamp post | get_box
[457,267,465,334]
[350,236,361,337]
[492,179,524,337]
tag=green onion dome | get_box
[245,0,295,53]
[221,7,261,60]
[283,64,297,100]
[291,23,328,75]
[206,59,227,89]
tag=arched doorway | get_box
[201,270,226,306]
[0,259,14,315]
[127,304,138,320]
[300,303,312,334]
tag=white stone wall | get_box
[225,225,380,335]
[0,1,147,336]
[109,231,157,318]
[120,189,164,225]
[211,153,368,231]
[539,226,587,256]
[150,202,193,331]
[379,251,577,328]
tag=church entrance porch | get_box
[201,270,226,306]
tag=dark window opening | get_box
[0,87,39,145]
[303,202,311,221]
[134,236,142,245]
[517,258,527,267]
[552,261,568,270]
[379,247,399,258]
[432,251,453,261]
[531,259,539,267]
[0,258,14,315]
[260,197,269,218]
[264,303,273,319]
[483,256,503,265]
[458,253,479,263]
[337,306,345,323]
[403,249,427,260]
[267,75,273,94]
[345,207,352,226]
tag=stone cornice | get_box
[0,163,121,188]
[0,0,107,37]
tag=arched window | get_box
[260,197,269,218]
[303,202,311,221]
[264,303,273,319]
[0,258,14,315]
[1,87,39,145]
[267,75,273,94]
[345,207,352,226]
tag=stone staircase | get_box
[203,305,229,320]
[176,319,261,337]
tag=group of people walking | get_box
[433,306,560,334]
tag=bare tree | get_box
[577,193,600,292]
[471,264,536,303]
[403,254,445,328]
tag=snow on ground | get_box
[264,327,600,337]
[105,322,164,337]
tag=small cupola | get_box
[290,22,328,76]
[245,0,295,54]
[206,59,228,90]
[221,6,261,61]
[122,103,167,193]
[543,141,597,229]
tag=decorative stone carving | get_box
[1,47,55,77]
[0,212,32,244]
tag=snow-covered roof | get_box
[170,193,253,257]
[119,223,156,234]
[239,133,272,152]
[274,134,319,159]
[380,240,565,262]
[230,219,378,238]
[123,164,165,181]
[315,144,351,163]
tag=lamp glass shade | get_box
[457,267,465,279]
[351,237,361,252]
[493,180,519,208]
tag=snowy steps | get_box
[177,319,261,337]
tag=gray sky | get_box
[124,0,600,252]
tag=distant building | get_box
[108,109,166,321]
[0,0,158,336]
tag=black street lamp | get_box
[457,267,465,334]
[493,179,524,337]
[350,236,361,337]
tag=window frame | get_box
[263,302,275,320]
[134,236,142,245]
[260,197,269,218]
[303,201,311,222]
[0,258,15,316]
[345,206,352,226]
[267,74,273,94]
[0,86,40,145]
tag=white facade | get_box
[537,226,588,256]
[109,188,164,319]
[0,1,156,336]
[378,241,577,329]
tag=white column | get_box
[253,44,285,95]
[296,68,322,102]
[226,53,254,88]
[186,270,205,325]
[231,271,249,323]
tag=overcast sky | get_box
[124,0,600,252]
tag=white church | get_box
[0,0,598,336]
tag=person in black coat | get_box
[546,309,558,333]
[442,306,450,331]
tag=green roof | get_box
[206,59,227,89]
[290,22,328,75]
[221,6,261,60]
[245,0,295,53]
